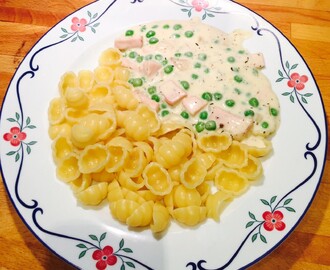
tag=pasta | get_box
[49,37,275,233]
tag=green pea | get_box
[234,88,241,95]
[173,33,181,38]
[163,24,170,29]
[213,92,223,100]
[181,111,189,119]
[262,122,269,128]
[161,103,167,109]
[199,111,208,120]
[155,54,163,61]
[234,75,243,83]
[204,68,210,74]
[148,86,156,95]
[175,52,182,57]
[249,97,259,108]
[270,108,278,116]
[128,78,143,87]
[180,81,190,90]
[164,65,174,74]
[184,52,193,57]
[125,30,134,36]
[173,24,182,30]
[225,99,235,107]
[136,55,144,63]
[238,50,245,54]
[205,120,217,131]
[244,110,255,117]
[151,94,160,102]
[191,74,199,80]
[226,48,232,51]
[162,59,168,66]
[185,31,194,38]
[128,51,137,58]
[227,56,235,63]
[146,30,156,38]
[152,25,158,29]
[149,37,159,44]
[198,53,207,61]
[202,92,213,101]
[144,54,153,60]
[252,68,259,76]
[195,122,205,133]
[194,62,201,68]
[161,110,170,117]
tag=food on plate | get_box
[48,18,279,233]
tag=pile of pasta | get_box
[48,47,272,233]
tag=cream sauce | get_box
[116,18,280,138]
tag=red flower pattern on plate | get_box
[287,72,308,91]
[71,17,88,32]
[191,0,209,12]
[262,210,286,231]
[92,246,117,270]
[3,127,27,147]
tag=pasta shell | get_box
[206,191,232,221]
[172,206,207,226]
[76,182,108,205]
[127,201,154,227]
[56,153,81,182]
[143,162,173,196]
[217,141,248,169]
[150,202,170,233]
[180,158,207,189]
[78,143,109,174]
[214,168,248,196]
[197,131,232,153]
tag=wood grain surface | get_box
[0,0,329,269]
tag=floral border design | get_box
[76,233,146,270]
[1,0,324,270]
[3,113,37,162]
[246,196,295,244]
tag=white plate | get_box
[0,0,327,269]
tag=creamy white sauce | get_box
[117,18,280,138]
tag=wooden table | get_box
[0,0,329,269]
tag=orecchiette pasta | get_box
[49,45,274,234]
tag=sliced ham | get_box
[243,53,265,69]
[170,57,191,71]
[133,89,160,112]
[159,80,187,105]
[142,60,162,77]
[182,96,207,116]
[114,36,143,50]
[209,106,253,139]
[121,57,141,72]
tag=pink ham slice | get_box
[243,53,265,69]
[142,60,162,77]
[182,96,208,116]
[133,90,160,112]
[209,106,253,139]
[121,57,141,71]
[114,36,143,50]
[159,80,187,105]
